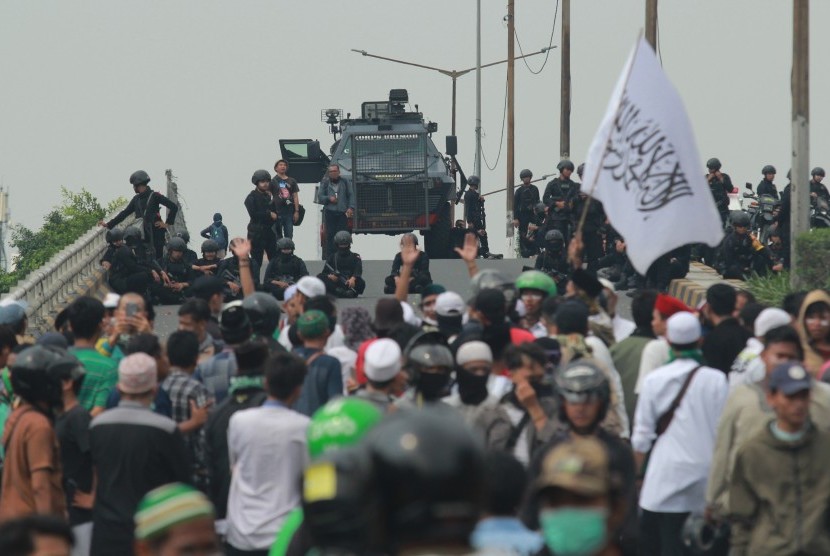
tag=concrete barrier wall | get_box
[667,262,746,309]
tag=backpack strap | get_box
[655,365,702,437]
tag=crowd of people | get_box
[0,191,829,556]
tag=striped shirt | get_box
[71,347,118,411]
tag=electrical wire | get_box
[480,77,509,171]
[513,0,560,75]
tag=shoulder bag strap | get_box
[655,365,702,437]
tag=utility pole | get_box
[790,0,809,286]
[645,0,658,48]
[506,0,516,241]
[560,0,570,160]
[474,0,482,179]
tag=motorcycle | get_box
[811,196,830,229]
[742,183,779,241]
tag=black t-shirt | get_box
[271,175,300,209]
[55,405,93,526]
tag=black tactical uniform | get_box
[543,177,576,241]
[106,188,178,260]
[263,254,309,300]
[109,244,159,295]
[217,256,261,302]
[810,179,830,204]
[534,246,570,292]
[757,178,779,200]
[514,183,541,257]
[570,189,606,272]
[244,187,277,268]
[464,183,490,257]
[384,251,432,294]
[318,249,366,298]
[706,173,734,224]
[193,257,219,278]
[154,253,195,304]
[719,232,765,279]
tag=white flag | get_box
[582,36,724,275]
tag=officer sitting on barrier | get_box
[317,231,365,298]
[154,236,195,304]
[383,233,432,295]
[263,238,309,300]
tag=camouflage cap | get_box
[535,436,610,497]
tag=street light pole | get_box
[506,0,515,240]
[790,0,809,286]
[475,0,483,180]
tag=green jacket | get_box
[730,422,830,555]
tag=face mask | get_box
[457,369,489,405]
[417,372,450,401]
[540,508,607,556]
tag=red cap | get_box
[654,294,690,318]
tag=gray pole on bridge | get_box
[790,0,809,287]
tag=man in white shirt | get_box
[225,352,310,555]
[635,293,690,394]
[728,307,791,390]
[632,311,728,556]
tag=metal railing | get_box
[1,173,188,336]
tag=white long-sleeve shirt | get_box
[632,358,728,513]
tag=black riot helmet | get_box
[534,202,547,217]
[107,228,124,243]
[557,160,575,172]
[520,169,533,179]
[365,405,485,552]
[731,211,751,228]
[761,165,776,176]
[706,158,722,171]
[242,292,282,337]
[175,230,190,244]
[11,346,73,411]
[276,237,296,251]
[129,170,151,187]
[554,360,611,429]
[201,239,219,253]
[167,237,187,252]
[545,229,565,249]
[467,175,480,187]
[812,167,826,178]
[124,226,143,247]
[334,230,352,247]
[251,169,271,185]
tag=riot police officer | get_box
[263,237,309,300]
[570,183,606,272]
[757,164,779,200]
[217,241,261,301]
[100,170,179,260]
[244,169,277,267]
[174,230,198,266]
[154,236,195,304]
[513,169,541,257]
[464,175,494,259]
[705,158,734,225]
[108,225,161,295]
[535,229,570,290]
[543,160,577,241]
[101,227,124,271]
[383,233,432,294]
[318,231,365,298]
[719,212,767,279]
[810,167,829,203]
[193,239,221,277]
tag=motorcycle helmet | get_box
[11,346,69,410]
[681,513,730,555]
[201,239,219,253]
[731,212,751,227]
[166,237,187,252]
[276,237,296,251]
[557,160,575,172]
[129,170,151,186]
[124,226,143,247]
[467,175,480,187]
[365,406,485,550]
[519,169,533,179]
[251,169,271,185]
[334,230,352,247]
[515,270,557,297]
[706,158,722,171]
[554,360,610,425]
[761,165,776,176]
[241,292,281,337]
[307,398,383,459]
[812,167,826,177]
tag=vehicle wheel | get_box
[424,202,452,259]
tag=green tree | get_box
[0,188,125,293]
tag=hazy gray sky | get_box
[1,0,827,261]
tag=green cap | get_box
[307,398,383,459]
[297,310,329,339]
[515,270,557,297]
[134,483,214,540]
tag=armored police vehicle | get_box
[279,89,457,259]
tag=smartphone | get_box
[126,302,138,318]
